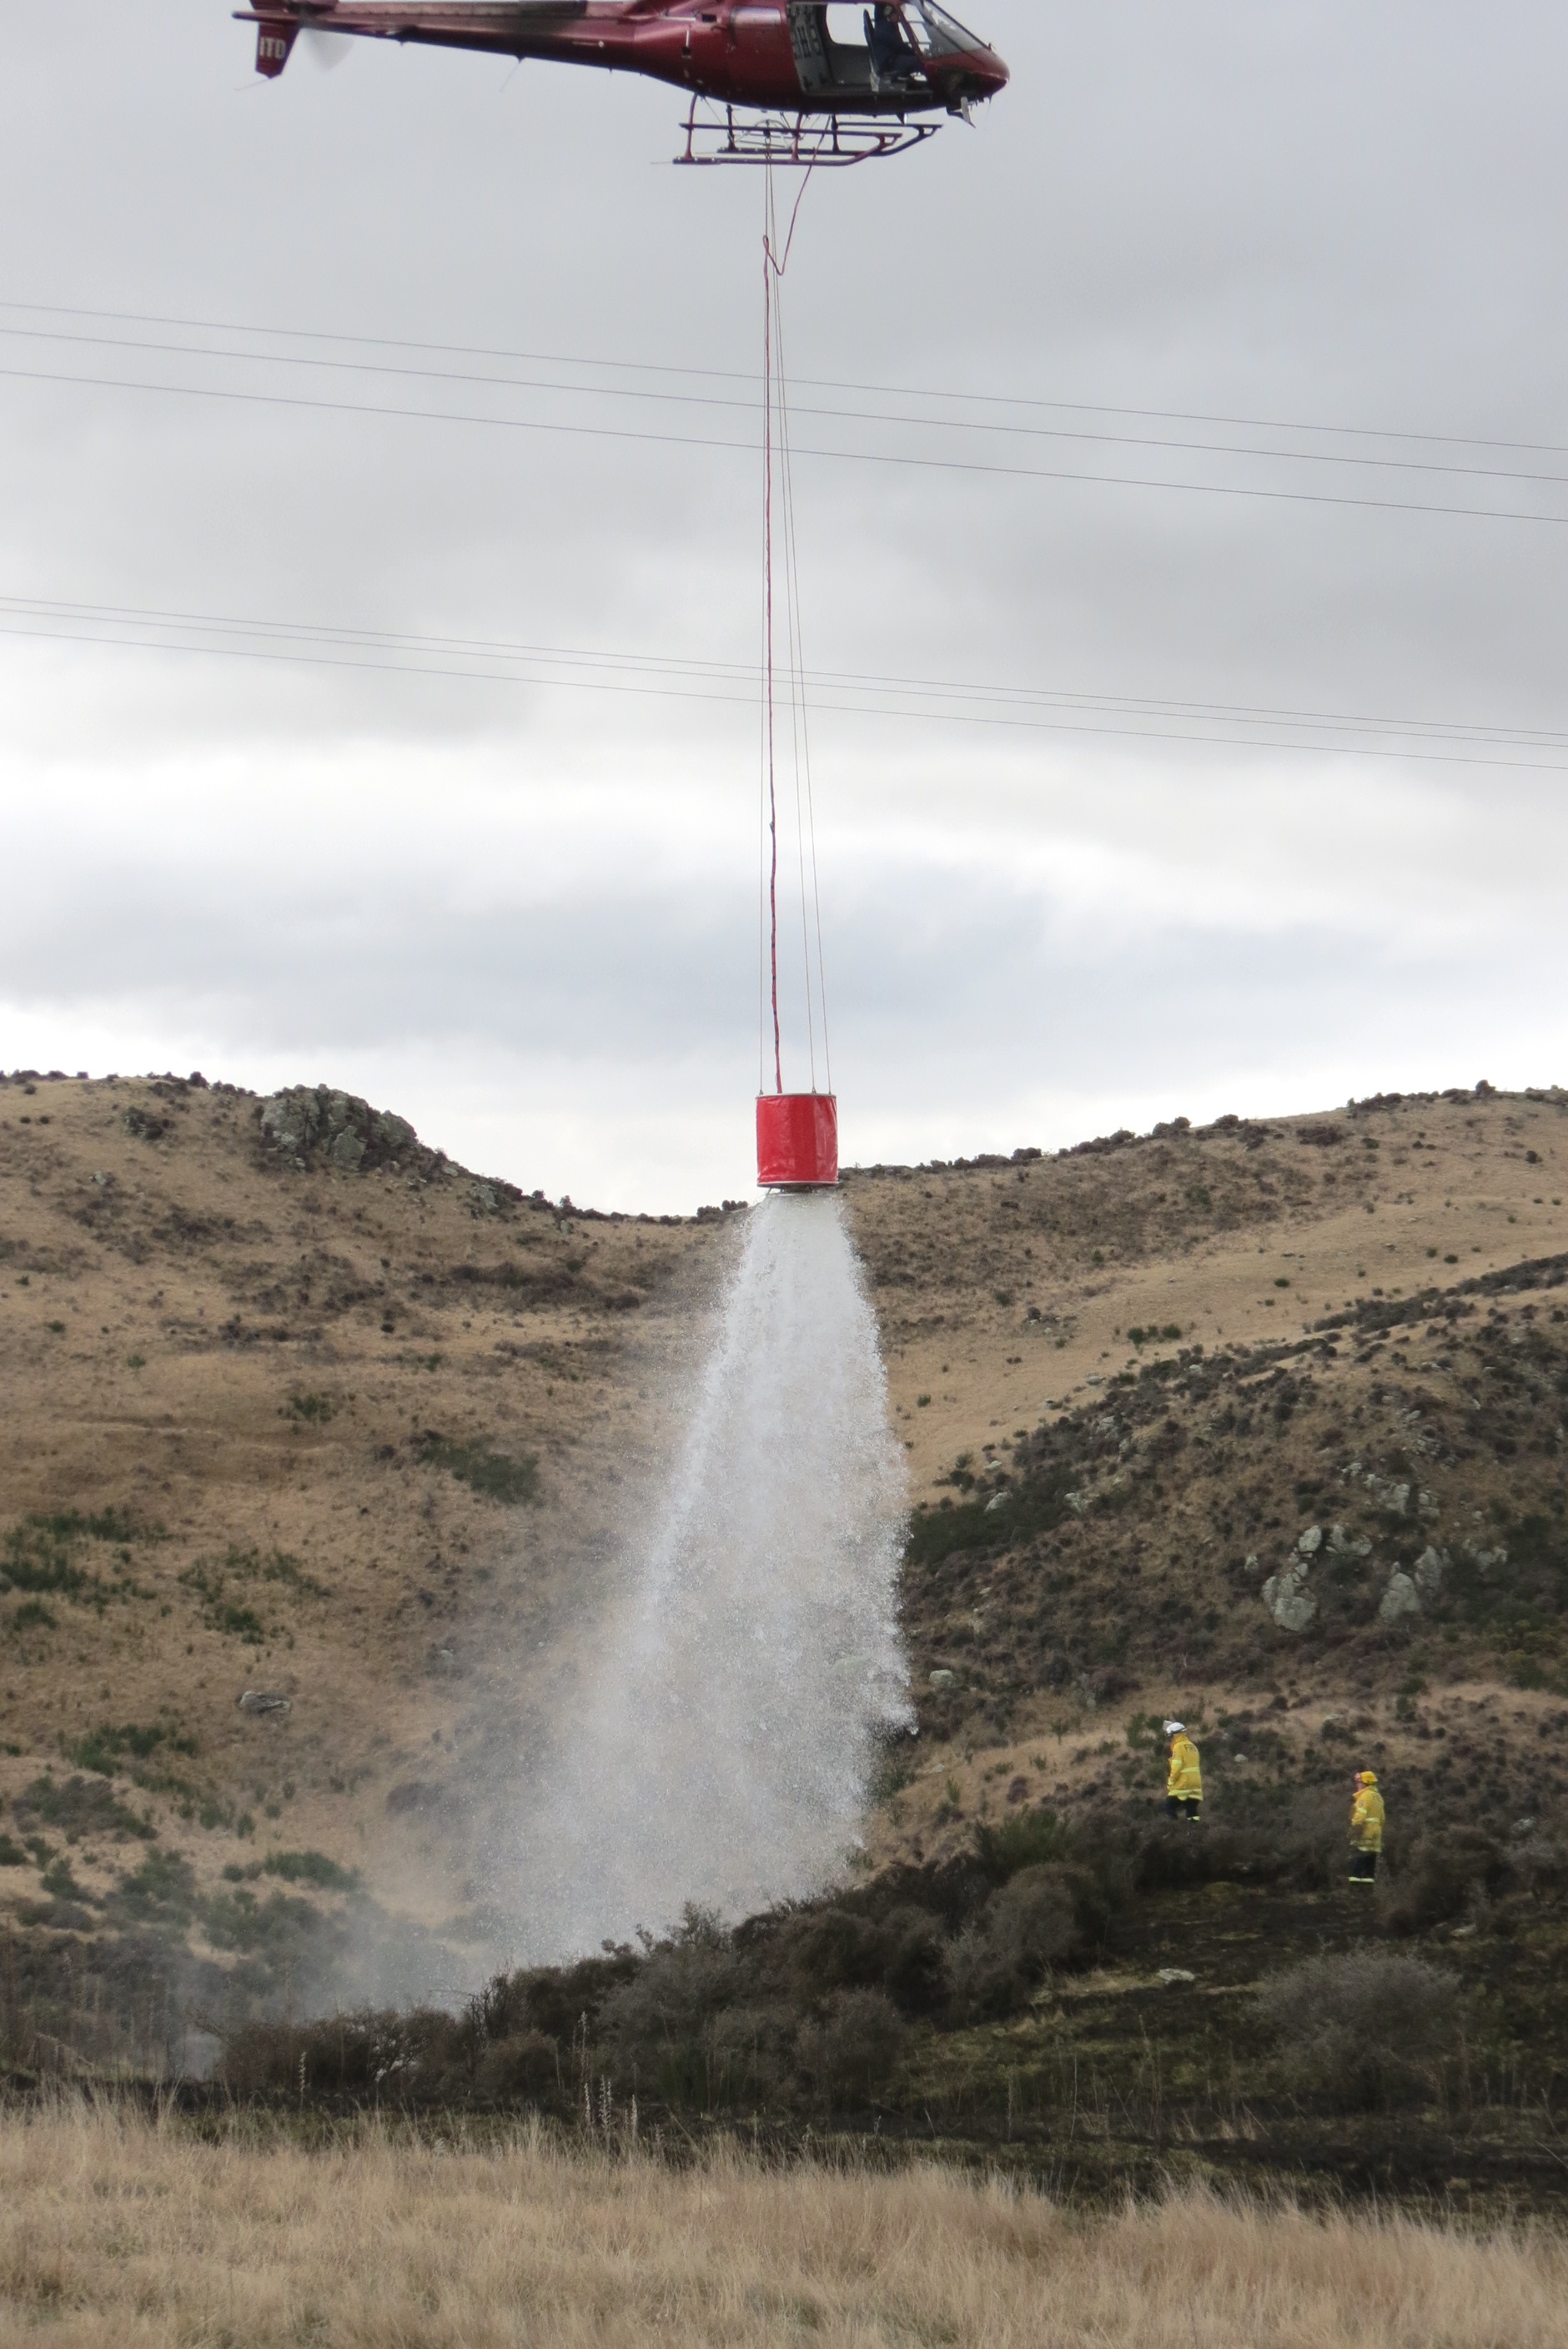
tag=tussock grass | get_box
[0,2102,1563,2346]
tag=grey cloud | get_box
[2,3,1565,1204]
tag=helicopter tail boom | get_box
[250,14,301,74]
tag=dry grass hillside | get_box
[2,1069,1566,2091]
[843,1088,1568,1864]
[0,1069,735,2031]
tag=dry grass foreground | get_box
[0,2105,1565,2348]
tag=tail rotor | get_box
[301,26,353,68]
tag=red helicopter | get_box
[236,0,1009,163]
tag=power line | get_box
[3,360,1566,529]
[3,296,1562,457]
[3,591,1567,771]
[5,320,1568,491]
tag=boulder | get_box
[237,1690,291,1718]
[1361,1473,1410,1516]
[1297,1525,1324,1557]
[927,1669,956,1692]
[1329,1524,1372,1560]
[1413,1547,1447,1600]
[1261,1564,1316,1632]
[1378,1571,1420,1622]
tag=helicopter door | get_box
[786,5,875,96]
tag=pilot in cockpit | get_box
[865,3,920,90]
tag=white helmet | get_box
[1163,1719,1184,1737]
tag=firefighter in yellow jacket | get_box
[1163,1720,1203,1823]
[1349,1769,1385,1885]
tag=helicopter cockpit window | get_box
[822,4,869,49]
[901,1,987,56]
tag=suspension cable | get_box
[761,153,827,1099]
[774,248,833,1096]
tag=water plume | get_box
[509,1189,911,1959]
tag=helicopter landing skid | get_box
[676,103,940,167]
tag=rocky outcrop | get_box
[1261,1525,1333,1632]
[1378,1570,1421,1622]
[257,1087,425,1175]
[1414,1546,1447,1600]
[1262,1551,1317,1632]
[254,1089,529,1220]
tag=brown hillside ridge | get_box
[1,1069,1565,2043]
[0,1069,731,2009]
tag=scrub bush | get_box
[218,2009,460,2101]
[1381,1828,1515,1934]
[973,1805,1078,1882]
[770,1901,942,2013]
[16,1774,155,1843]
[796,1988,907,2107]
[471,2028,561,2102]
[1256,1949,1464,2110]
[944,1863,1085,2021]
[416,1432,539,1505]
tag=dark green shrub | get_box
[179,1548,322,1642]
[16,1774,154,1842]
[872,1905,949,2015]
[986,1864,1081,1974]
[1257,1949,1464,2110]
[1,1525,93,1604]
[218,2009,460,2100]
[1382,1828,1515,1934]
[775,1905,892,1996]
[769,1900,947,2020]
[199,1885,321,1956]
[974,1807,1077,1883]
[29,1507,150,1545]
[106,1849,197,1929]
[907,1471,1071,1572]
[286,1391,336,1423]
[262,1849,359,1891]
[596,1931,744,2105]
[416,1433,538,1506]
[473,2029,561,2103]
[68,1723,197,1777]
[38,1858,92,1904]
[944,1864,1086,2021]
[478,1949,638,2045]
[796,1989,906,2107]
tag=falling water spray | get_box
[509,1190,911,1959]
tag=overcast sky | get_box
[3,3,1566,1210]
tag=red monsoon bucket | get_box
[756,1094,839,1190]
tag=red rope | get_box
[761,156,821,1099]
[762,181,781,1095]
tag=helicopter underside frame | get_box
[676,100,941,167]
